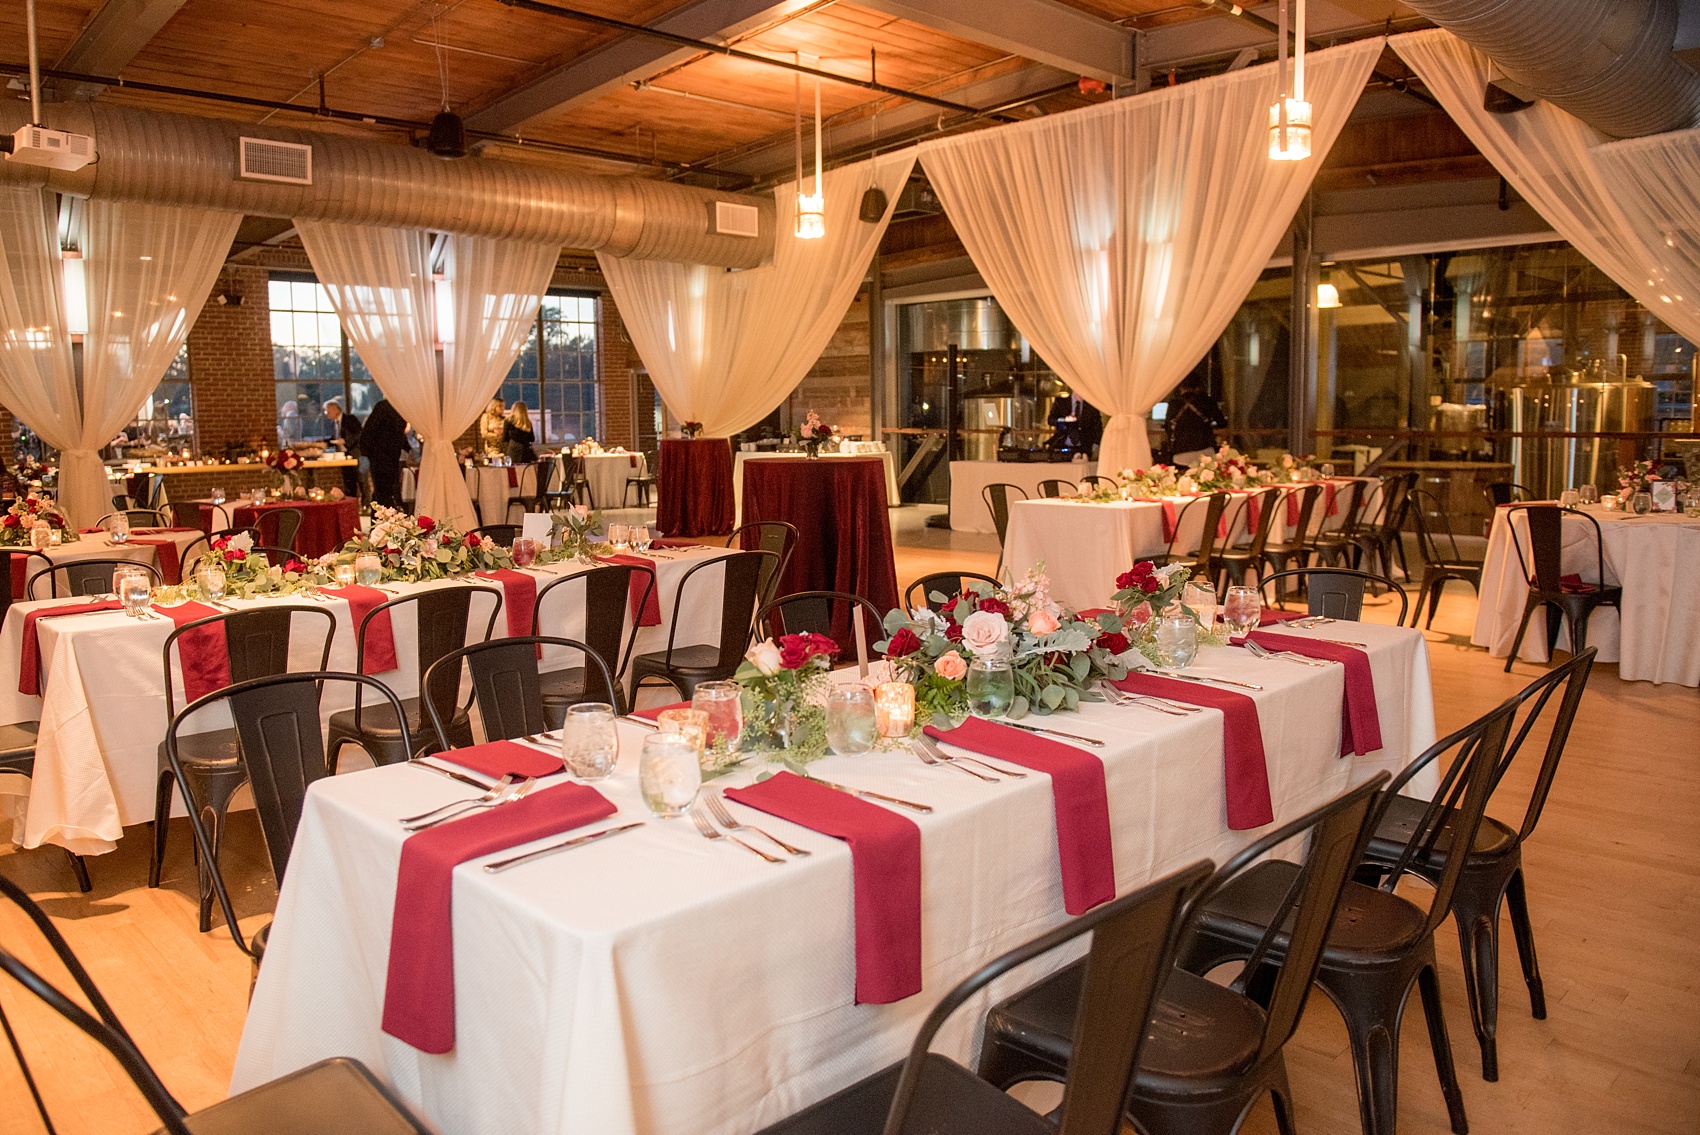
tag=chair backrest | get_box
[1078,474,1117,491]
[1408,488,1465,566]
[252,545,306,568]
[878,861,1215,1135]
[660,551,777,670]
[1376,697,1521,937]
[27,557,162,599]
[349,585,503,744]
[1037,478,1076,499]
[532,456,557,512]
[1240,486,1283,557]
[1165,492,1230,565]
[1258,567,1408,623]
[904,570,1002,613]
[96,508,168,530]
[269,507,305,551]
[161,605,338,724]
[178,534,211,576]
[1485,481,1536,507]
[470,524,521,548]
[535,563,653,686]
[756,590,884,667]
[1328,478,1369,540]
[1505,503,1605,595]
[731,520,797,606]
[980,483,1026,545]
[1493,647,1596,847]
[2,548,52,613]
[211,526,263,545]
[1379,471,1418,533]
[422,636,616,751]
[1278,484,1321,547]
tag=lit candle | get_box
[334,562,356,588]
[656,707,710,754]
[875,681,915,737]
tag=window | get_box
[269,274,380,446]
[498,292,599,446]
[127,346,195,452]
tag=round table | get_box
[464,464,539,527]
[657,438,735,538]
[6,529,205,595]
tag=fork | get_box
[399,774,516,825]
[913,739,999,782]
[690,807,784,862]
[1241,638,1330,668]
[703,793,810,856]
[1099,682,1199,715]
[917,733,1026,778]
[403,776,533,831]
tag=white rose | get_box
[960,610,1010,657]
[228,532,254,554]
[1153,563,1187,584]
[745,640,782,675]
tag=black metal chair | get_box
[1309,479,1370,567]
[1178,699,1518,1135]
[25,557,162,599]
[1036,478,1076,499]
[1078,473,1117,491]
[1406,489,1484,629]
[533,563,653,719]
[95,508,169,530]
[1501,504,1621,672]
[251,545,308,568]
[149,605,337,933]
[1259,567,1409,624]
[470,524,522,548]
[980,483,1025,573]
[1352,472,1418,582]
[730,519,798,609]
[2,548,52,610]
[979,774,1390,1135]
[325,585,503,769]
[422,636,618,750]
[1214,487,1283,594]
[756,590,885,670]
[625,456,658,507]
[0,722,92,892]
[566,454,595,508]
[268,506,305,552]
[629,550,776,700]
[1483,482,1536,508]
[1153,493,1231,583]
[1259,484,1321,603]
[1358,648,1596,1082]
[178,534,212,577]
[755,861,1214,1135]
[903,571,1001,614]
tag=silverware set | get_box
[912,733,1027,781]
[1099,681,1202,716]
[1148,669,1263,692]
[1241,638,1332,668]
[483,821,644,872]
[689,793,810,862]
[400,776,536,831]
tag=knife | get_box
[994,719,1106,747]
[810,778,933,813]
[1155,671,1264,692]
[405,758,495,790]
[482,821,645,872]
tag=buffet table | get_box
[196,498,361,559]
[657,438,735,538]
[1473,503,1700,686]
[735,450,898,525]
[948,459,1098,534]
[232,620,1435,1135]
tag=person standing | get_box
[323,398,363,500]
[503,402,537,464]
[478,396,507,457]
[1164,375,1226,466]
[362,399,408,510]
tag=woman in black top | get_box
[503,402,538,464]
[362,399,409,510]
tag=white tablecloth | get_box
[10,530,205,596]
[1472,504,1700,686]
[0,546,731,853]
[464,465,539,527]
[734,451,900,525]
[233,622,1436,1135]
[948,460,1098,534]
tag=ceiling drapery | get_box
[918,38,1384,475]
[1393,29,1700,346]
[296,220,557,529]
[598,152,916,439]
[0,189,238,528]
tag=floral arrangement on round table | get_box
[0,495,70,546]
[679,421,704,440]
[736,632,841,768]
[796,411,838,459]
[570,438,605,457]
[267,447,307,492]
[1616,459,1688,510]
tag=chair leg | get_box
[181,772,248,934]
[1418,963,1470,1134]
[1425,576,1446,630]
[149,768,176,888]
[1268,1058,1300,1135]
[63,849,91,893]
[1321,959,1442,1135]
[1504,869,1546,1020]
[1504,602,1539,673]
[1452,901,1502,1083]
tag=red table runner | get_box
[322,585,399,671]
[594,554,661,626]
[1110,673,1274,829]
[152,602,234,702]
[1239,631,1382,755]
[17,601,122,695]
[196,498,359,559]
[657,438,735,538]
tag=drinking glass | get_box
[1182,581,1217,634]
[1222,585,1262,636]
[639,732,701,818]
[560,702,619,779]
[608,523,629,550]
[825,686,878,754]
[1559,489,1580,508]
[691,680,743,749]
[355,553,382,587]
[333,562,357,588]
[108,513,130,545]
[28,523,50,551]
[1320,463,1336,478]
[1578,484,1599,505]
[965,657,1015,718]
[633,525,652,552]
[1155,611,1199,668]
[210,487,226,506]
[196,564,226,602]
[511,537,538,568]
[656,707,709,752]
[1631,491,1653,515]
[115,567,151,617]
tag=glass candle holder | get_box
[47,526,61,546]
[875,681,915,737]
[691,680,743,749]
[826,686,878,754]
[28,523,51,551]
[639,732,702,818]
[656,707,710,754]
[334,562,357,588]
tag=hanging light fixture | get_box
[794,54,825,240]
[1268,0,1313,161]
[1316,268,1341,309]
[61,249,88,337]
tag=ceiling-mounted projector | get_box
[7,125,95,171]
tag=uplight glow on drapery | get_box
[598,152,915,438]
[296,221,557,527]
[1393,29,1700,345]
[0,189,238,527]
[920,39,1383,474]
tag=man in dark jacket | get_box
[324,398,363,499]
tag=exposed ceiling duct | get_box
[1400,0,1700,138]
[0,101,776,268]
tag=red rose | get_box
[778,632,838,669]
[944,622,965,643]
[977,596,1011,616]
[1,515,17,528]
[463,532,480,548]
[225,549,246,562]
[284,559,306,574]
[939,595,959,614]
[1095,631,1130,655]
[1042,650,1069,667]
[885,627,922,657]
[416,516,436,534]
[23,497,36,507]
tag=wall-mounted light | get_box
[1268,0,1313,161]
[432,271,455,345]
[1317,270,1341,309]
[61,249,87,337]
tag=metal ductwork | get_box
[0,102,775,268]
[1401,0,1700,138]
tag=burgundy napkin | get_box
[382,782,616,1052]
[322,585,399,671]
[477,569,537,637]
[1559,572,1598,594]
[439,739,563,779]
[725,771,921,1003]
[1243,492,1261,532]
[17,601,123,695]
[1111,673,1274,829]
[506,467,520,488]
[1237,631,1383,756]
[1258,608,1309,625]
[594,554,661,626]
[631,700,689,722]
[1286,481,1341,527]
[924,717,1114,915]
[152,602,234,702]
[126,535,183,584]
[9,556,25,601]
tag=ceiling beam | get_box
[54,0,187,96]
[465,0,815,133]
[856,0,1134,84]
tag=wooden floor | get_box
[1,505,1695,1134]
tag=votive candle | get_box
[656,707,710,752]
[875,681,915,737]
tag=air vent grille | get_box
[713,201,760,239]
[238,137,312,184]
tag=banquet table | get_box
[1473,503,1700,686]
[6,529,205,595]
[658,438,736,538]
[233,620,1436,1135]
[948,459,1099,534]
[464,464,538,527]
[0,545,732,854]
[735,450,899,525]
[739,457,900,628]
[197,498,360,559]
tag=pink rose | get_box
[959,610,1010,657]
[1028,608,1061,636]
[934,650,968,681]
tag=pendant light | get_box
[1316,268,1341,309]
[794,54,825,240]
[1268,0,1313,161]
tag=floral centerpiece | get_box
[796,411,837,459]
[12,454,51,489]
[267,447,307,492]
[1617,459,1687,509]
[570,438,605,457]
[679,421,704,440]
[1183,445,1274,492]
[735,632,840,767]
[0,495,70,546]
[334,506,510,582]
[541,505,603,563]
[190,531,319,598]
[1111,560,1199,660]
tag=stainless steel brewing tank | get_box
[1504,379,1655,495]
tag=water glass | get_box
[560,702,619,780]
[1578,484,1600,505]
[638,732,701,818]
[1222,585,1261,636]
[1320,463,1336,478]
[28,523,51,551]
[115,567,151,616]
[511,537,538,568]
[1155,611,1199,668]
[965,657,1015,718]
[691,680,743,749]
[196,564,226,602]
[354,553,382,587]
[334,562,357,588]
[108,513,130,545]
[633,525,652,552]
[210,487,226,505]
[1559,489,1580,508]
[608,523,629,550]
[825,686,878,754]
[1182,581,1217,634]
[1631,491,1653,515]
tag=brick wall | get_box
[598,294,636,449]
[785,290,874,437]
[185,265,277,458]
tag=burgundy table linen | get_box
[382,783,618,1053]
[594,554,662,626]
[1258,608,1309,625]
[724,771,922,1004]
[630,701,689,722]
[151,601,234,702]
[1110,673,1274,829]
[1286,480,1341,527]
[438,739,564,779]
[128,528,199,584]
[1239,631,1383,756]
[196,498,360,559]
[924,717,1114,915]
[476,569,538,638]
[657,439,735,538]
[322,585,399,671]
[17,601,123,695]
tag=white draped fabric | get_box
[1392,29,1700,344]
[598,152,915,438]
[0,190,238,527]
[297,221,557,527]
[920,39,1384,474]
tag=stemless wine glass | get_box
[965,657,1015,717]
[108,512,130,545]
[1559,489,1580,508]
[116,566,152,617]
[210,486,226,506]
[633,525,652,552]
[825,686,878,754]
[511,537,538,568]
[1632,491,1653,515]
[1182,581,1217,634]
[691,680,743,749]
[1578,484,1599,505]
[1155,610,1199,668]
[355,553,382,587]
[638,732,701,818]
[1222,585,1262,636]
[196,563,226,602]
[608,523,629,551]
[1320,463,1336,478]
[560,702,620,779]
